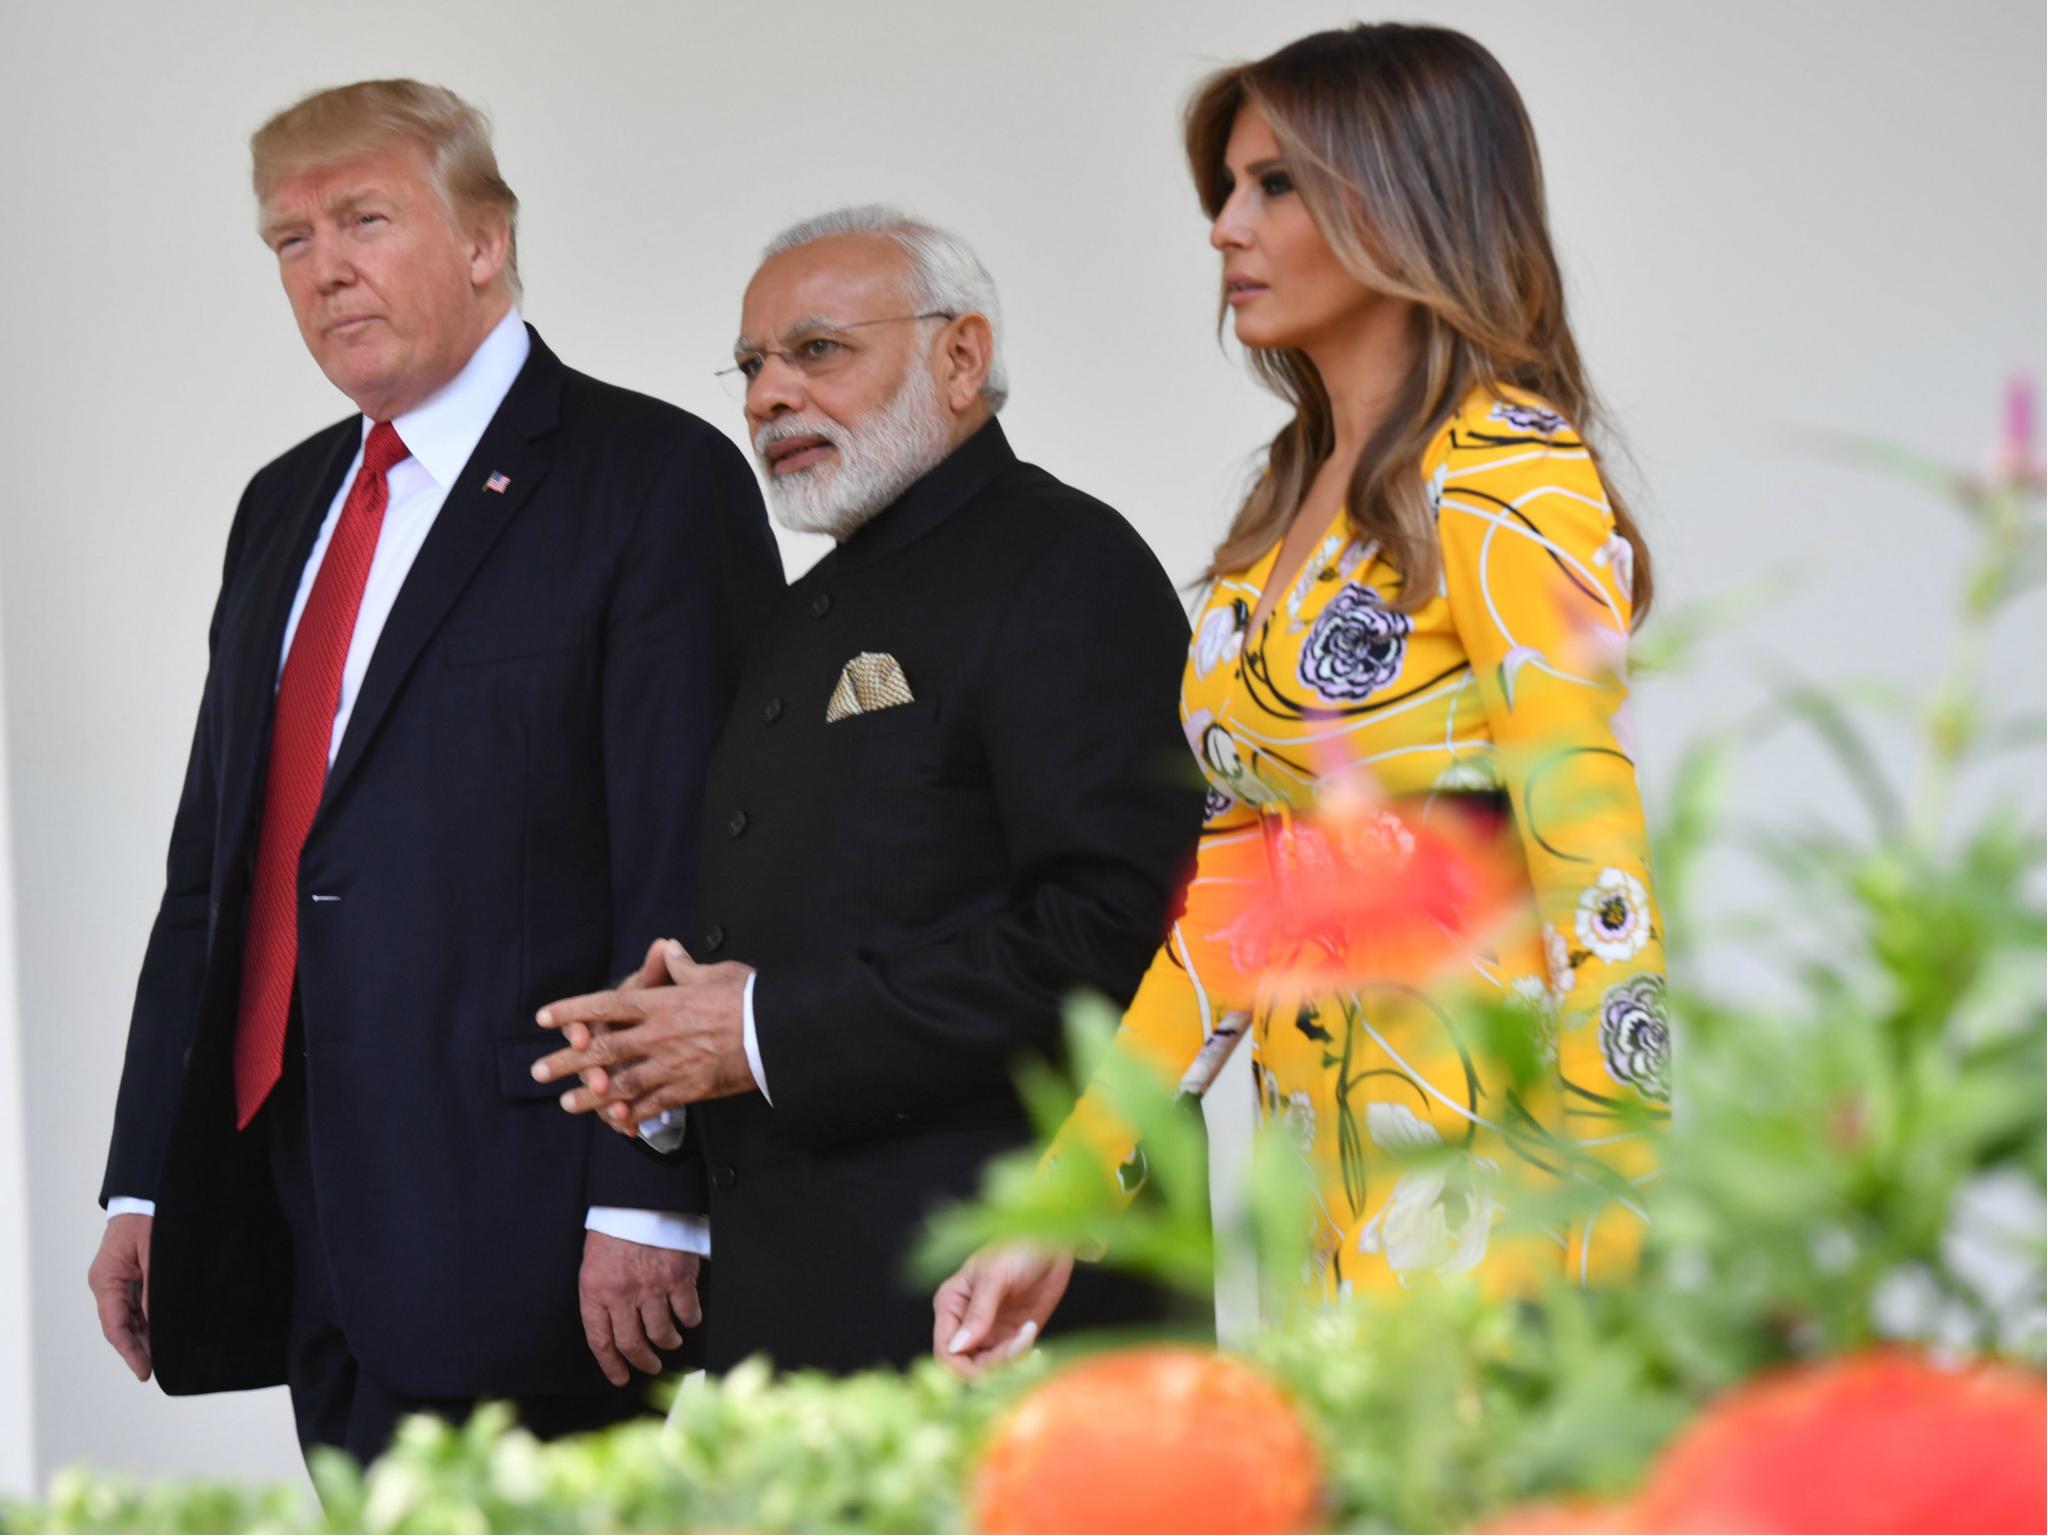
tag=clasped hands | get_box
[532,938,755,1132]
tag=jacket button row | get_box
[702,925,725,953]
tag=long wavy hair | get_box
[1189,24,1653,620]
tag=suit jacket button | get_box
[703,924,725,952]
[713,1164,737,1190]
[762,697,783,723]
[810,592,832,619]
[728,810,749,837]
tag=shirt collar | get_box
[369,308,532,487]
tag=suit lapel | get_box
[313,339,562,822]
[218,421,358,863]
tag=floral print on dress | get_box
[1599,975,1671,1101]
[1194,601,1244,680]
[1357,1103,1502,1282]
[1577,868,1652,964]
[1056,385,1664,1306]
[1298,582,1410,702]
[1488,399,1568,435]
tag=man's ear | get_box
[467,206,513,292]
[938,314,994,413]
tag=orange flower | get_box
[974,1345,1323,1534]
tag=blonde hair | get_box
[251,79,521,301]
[1188,24,1652,620]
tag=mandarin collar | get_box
[815,415,1016,579]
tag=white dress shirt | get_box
[110,309,707,1257]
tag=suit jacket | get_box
[100,327,784,1398]
[689,418,1205,1373]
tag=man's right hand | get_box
[89,1213,152,1381]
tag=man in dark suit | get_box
[86,80,783,1464]
[531,206,1205,1373]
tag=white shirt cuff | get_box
[585,1206,711,1256]
[106,1197,156,1219]
[742,969,771,1105]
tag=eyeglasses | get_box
[716,312,955,401]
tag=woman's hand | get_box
[932,1243,1076,1378]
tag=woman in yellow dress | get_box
[936,22,1666,1368]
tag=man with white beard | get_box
[527,207,1206,1372]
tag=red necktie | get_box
[234,421,409,1128]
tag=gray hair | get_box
[763,205,1008,412]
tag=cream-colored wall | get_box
[1,0,2040,1494]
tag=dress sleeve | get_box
[1046,808,1268,1185]
[1435,407,1668,1274]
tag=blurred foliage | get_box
[5,398,2041,1533]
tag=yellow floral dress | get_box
[1058,386,1667,1302]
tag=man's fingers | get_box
[660,939,699,985]
[632,938,674,988]
[640,1294,683,1351]
[533,1022,651,1087]
[94,1283,149,1381]
[580,1294,630,1388]
[535,987,645,1031]
[609,1301,663,1376]
[671,1281,703,1330]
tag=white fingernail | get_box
[947,1326,971,1355]
[1004,1321,1039,1359]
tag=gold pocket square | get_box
[826,652,915,722]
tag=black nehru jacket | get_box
[688,416,1205,1374]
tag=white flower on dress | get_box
[1187,714,1279,809]
[1544,922,1577,1001]
[1193,604,1242,680]
[1356,1104,1502,1280]
[1576,868,1652,963]
[1594,532,1635,605]
[1435,756,1498,793]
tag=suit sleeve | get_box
[99,480,255,1204]
[1436,411,1666,1278]
[751,517,1205,1141]
[584,422,783,1211]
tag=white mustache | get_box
[753,418,838,457]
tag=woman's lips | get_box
[1225,281,1269,307]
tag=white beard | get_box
[755,365,953,541]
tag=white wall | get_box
[1,0,2040,1494]
[0,576,37,1494]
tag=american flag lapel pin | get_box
[484,471,511,494]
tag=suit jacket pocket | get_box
[448,618,582,668]
[823,693,943,741]
[495,1037,566,1100]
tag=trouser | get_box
[261,1008,661,1467]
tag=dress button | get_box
[810,592,832,619]
[762,697,783,723]
[728,810,749,837]
[702,924,725,952]
[713,1164,737,1190]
